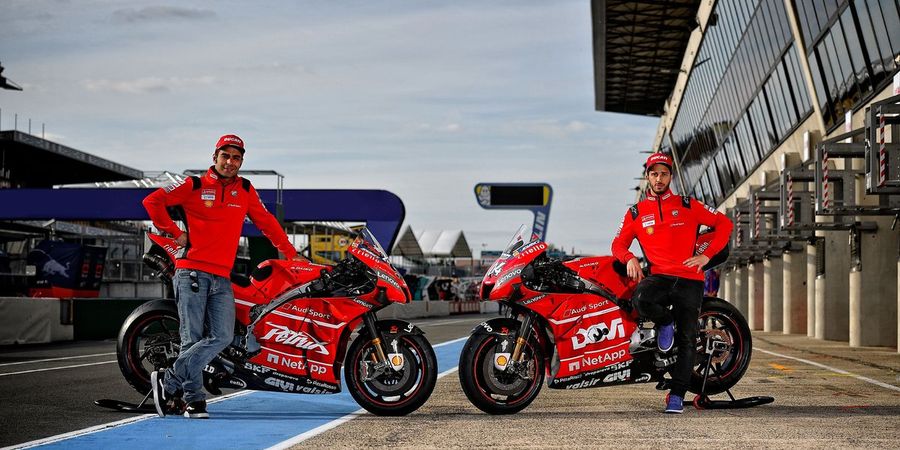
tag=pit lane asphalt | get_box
[0,314,489,448]
[298,332,900,449]
[2,315,899,449]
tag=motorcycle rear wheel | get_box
[689,298,752,395]
[116,299,180,394]
[345,333,437,416]
[458,333,545,415]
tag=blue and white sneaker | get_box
[657,322,675,353]
[665,393,684,414]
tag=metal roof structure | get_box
[0,131,143,187]
[592,0,701,116]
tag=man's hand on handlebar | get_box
[626,257,643,282]
[683,254,710,273]
[175,233,188,247]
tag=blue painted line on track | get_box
[33,337,467,450]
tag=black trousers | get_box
[632,274,704,397]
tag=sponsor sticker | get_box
[261,322,330,355]
[571,317,625,350]
[579,349,627,370]
[163,179,186,193]
[641,220,655,228]
[201,188,216,201]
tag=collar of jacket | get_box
[645,188,674,202]
[205,166,239,186]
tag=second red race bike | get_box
[110,227,437,416]
[458,225,753,414]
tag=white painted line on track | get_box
[432,336,468,348]
[0,352,116,367]
[0,360,116,377]
[421,317,486,326]
[266,339,466,449]
[757,348,900,392]
[5,390,254,450]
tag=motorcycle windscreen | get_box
[545,294,636,380]
[251,297,361,387]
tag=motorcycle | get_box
[108,227,437,416]
[458,225,758,414]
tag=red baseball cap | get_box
[215,134,245,154]
[644,152,673,172]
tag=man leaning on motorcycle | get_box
[611,152,733,413]
[142,134,303,419]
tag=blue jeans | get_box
[164,268,234,403]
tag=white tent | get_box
[414,229,472,258]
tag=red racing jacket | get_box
[143,167,298,278]
[611,188,733,281]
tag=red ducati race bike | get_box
[104,228,437,416]
[459,225,763,414]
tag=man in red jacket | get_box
[611,152,733,414]
[143,134,301,419]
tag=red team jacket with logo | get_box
[143,167,298,278]
[611,189,733,281]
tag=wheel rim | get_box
[693,310,745,381]
[127,314,180,385]
[351,336,428,407]
[470,336,540,406]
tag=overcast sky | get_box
[0,0,657,256]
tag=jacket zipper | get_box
[657,195,664,223]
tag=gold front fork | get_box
[510,311,535,363]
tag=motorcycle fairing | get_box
[249,295,372,386]
[518,289,637,380]
[561,256,638,301]
[348,230,411,302]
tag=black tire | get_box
[116,299,180,395]
[458,333,545,415]
[690,298,752,395]
[344,333,437,416]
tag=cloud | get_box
[110,6,215,23]
[502,119,596,139]
[82,76,216,94]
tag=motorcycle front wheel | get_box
[458,333,545,415]
[690,298,752,395]
[345,333,437,416]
